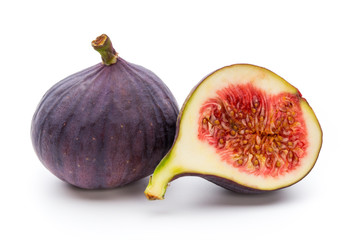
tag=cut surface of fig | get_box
[144,64,322,200]
[199,83,307,177]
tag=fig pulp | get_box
[145,64,322,200]
[31,34,179,189]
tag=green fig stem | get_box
[145,153,181,200]
[92,34,118,65]
[144,176,168,200]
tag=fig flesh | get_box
[145,64,322,200]
[31,34,179,189]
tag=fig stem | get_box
[92,34,118,65]
[144,153,180,200]
[144,176,167,200]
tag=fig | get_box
[145,64,322,200]
[31,34,179,189]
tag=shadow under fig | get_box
[164,177,301,208]
[56,175,300,207]
[201,187,294,207]
[58,177,149,202]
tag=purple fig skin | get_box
[201,175,268,193]
[171,173,266,194]
[31,57,179,189]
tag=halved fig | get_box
[144,64,322,200]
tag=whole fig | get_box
[31,34,178,189]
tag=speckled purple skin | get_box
[31,58,178,189]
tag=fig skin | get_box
[31,35,179,189]
[172,173,265,194]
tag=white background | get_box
[1,0,359,239]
